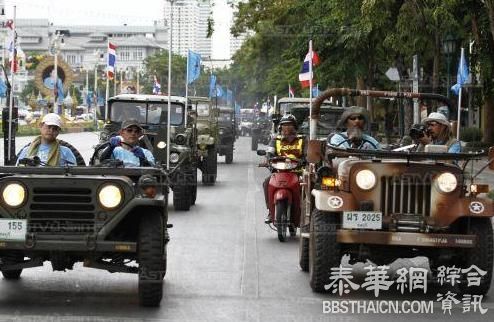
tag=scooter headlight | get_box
[355,169,377,190]
[436,172,457,193]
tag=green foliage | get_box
[460,126,483,141]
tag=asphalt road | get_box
[0,133,492,321]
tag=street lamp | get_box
[50,31,65,114]
[442,34,456,98]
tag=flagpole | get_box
[105,39,109,121]
[7,5,15,164]
[456,47,465,140]
[185,49,189,128]
[166,0,174,170]
[113,67,117,96]
[308,39,316,140]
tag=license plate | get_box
[0,219,27,241]
[343,211,382,229]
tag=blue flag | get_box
[0,78,6,98]
[216,85,224,97]
[451,49,469,96]
[187,50,201,84]
[311,83,319,97]
[209,74,216,98]
[227,89,233,105]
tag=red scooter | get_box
[259,153,302,242]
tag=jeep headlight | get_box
[219,129,224,135]
[355,169,377,190]
[169,152,180,163]
[2,183,26,207]
[436,172,457,193]
[98,184,122,209]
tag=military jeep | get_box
[189,96,218,185]
[250,112,272,151]
[301,88,494,295]
[0,164,170,307]
[217,106,236,164]
[97,94,198,211]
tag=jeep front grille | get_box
[380,176,431,216]
[28,187,96,234]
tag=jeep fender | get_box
[311,190,358,212]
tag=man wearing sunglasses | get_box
[108,119,155,167]
[328,106,380,150]
[17,113,77,166]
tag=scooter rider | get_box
[263,114,305,223]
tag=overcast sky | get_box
[3,0,231,59]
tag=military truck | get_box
[301,88,494,296]
[217,106,236,164]
[238,108,255,136]
[97,94,197,211]
[189,97,218,185]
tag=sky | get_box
[3,0,232,59]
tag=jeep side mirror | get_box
[257,149,266,156]
[488,147,494,170]
[307,139,324,163]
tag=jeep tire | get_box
[202,146,217,186]
[138,210,165,307]
[299,223,310,272]
[173,184,191,211]
[225,146,234,164]
[309,209,341,292]
[459,218,493,295]
[1,252,23,280]
[251,134,258,151]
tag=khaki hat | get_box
[337,106,369,129]
[121,119,143,130]
[41,113,62,128]
[422,112,450,128]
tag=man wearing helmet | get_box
[263,114,305,223]
[328,106,380,150]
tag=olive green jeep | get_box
[0,161,170,307]
[96,94,198,211]
[217,106,236,164]
[189,96,218,185]
[301,88,494,296]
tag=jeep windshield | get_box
[279,102,334,115]
[196,102,210,117]
[109,101,184,125]
[218,112,232,122]
[294,107,343,136]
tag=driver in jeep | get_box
[263,114,305,223]
[328,106,380,150]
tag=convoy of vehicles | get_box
[238,108,255,136]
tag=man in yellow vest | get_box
[263,114,305,223]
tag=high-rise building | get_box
[228,0,250,57]
[163,0,212,58]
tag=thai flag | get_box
[107,42,117,80]
[298,50,320,88]
[152,75,162,95]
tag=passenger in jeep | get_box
[17,113,77,166]
[422,112,461,153]
[108,119,155,167]
[328,106,380,150]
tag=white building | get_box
[228,0,250,57]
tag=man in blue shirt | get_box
[109,119,155,167]
[422,112,461,153]
[17,113,76,166]
[328,106,380,150]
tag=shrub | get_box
[460,127,483,142]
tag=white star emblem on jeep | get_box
[469,201,484,214]
[328,196,343,209]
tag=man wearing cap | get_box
[108,119,155,167]
[328,106,380,150]
[422,112,461,153]
[17,113,77,166]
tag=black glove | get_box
[109,136,122,147]
[132,147,146,160]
